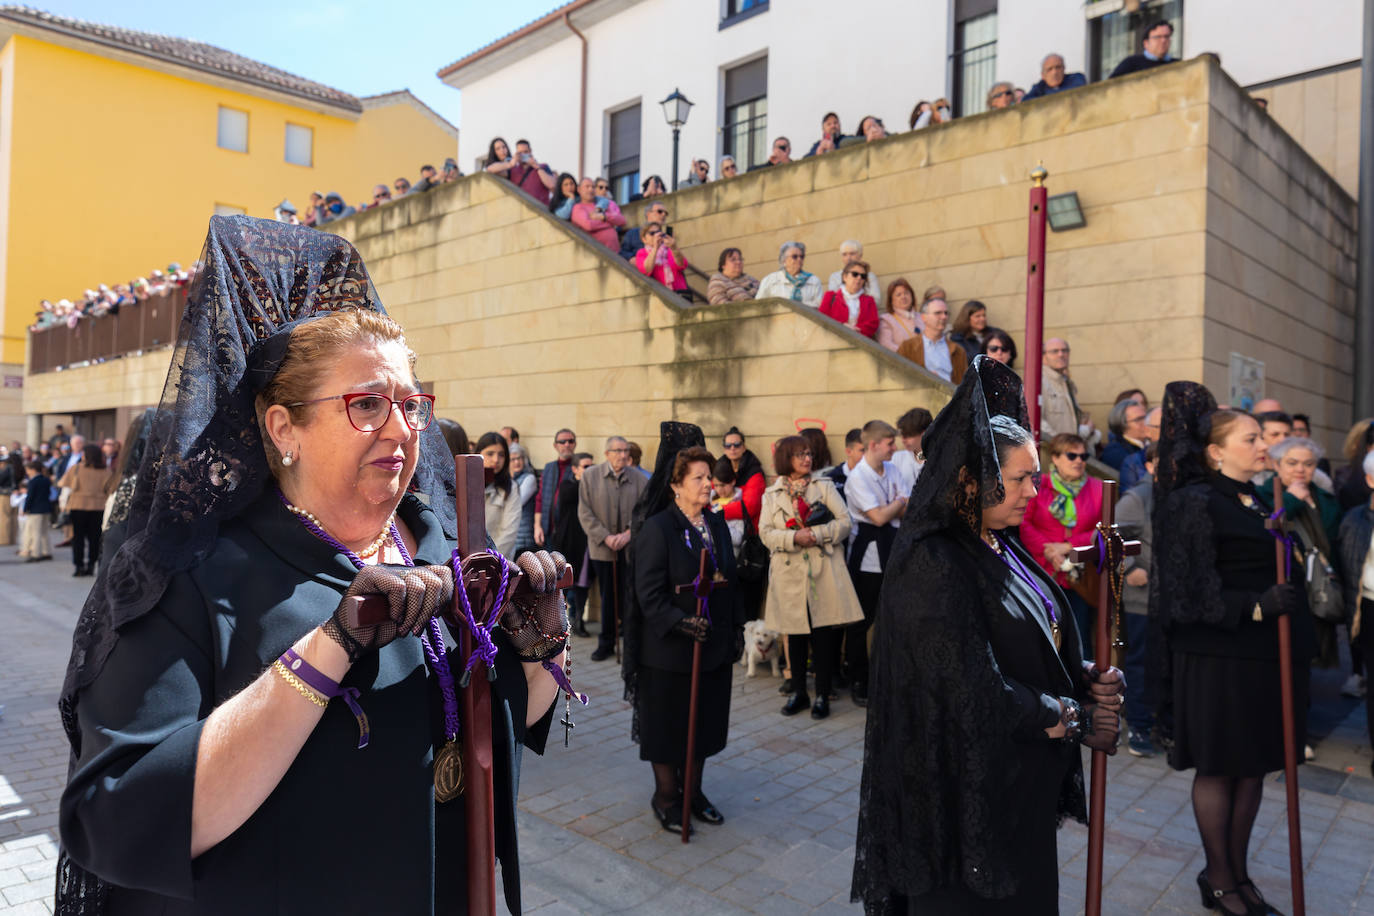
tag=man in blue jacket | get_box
[1022,53,1088,101]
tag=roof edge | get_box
[361,89,459,140]
[436,0,600,80]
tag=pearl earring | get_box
[282,450,295,467]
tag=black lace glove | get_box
[734,627,745,663]
[1083,662,1126,711]
[325,564,454,662]
[1257,583,1302,619]
[671,616,710,643]
[1079,703,1121,755]
[500,550,570,662]
[1055,696,1083,742]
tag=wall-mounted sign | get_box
[1228,353,1264,410]
[3,375,22,389]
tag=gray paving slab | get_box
[2,542,1373,914]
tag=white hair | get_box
[1041,52,1065,69]
[1269,436,1324,463]
[839,239,863,255]
[778,241,805,264]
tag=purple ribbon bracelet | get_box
[280,648,370,749]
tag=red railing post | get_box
[1024,163,1048,444]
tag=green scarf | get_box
[1048,467,1085,529]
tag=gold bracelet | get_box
[272,659,328,707]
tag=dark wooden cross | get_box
[1068,477,1139,916]
[672,545,728,844]
[347,453,571,916]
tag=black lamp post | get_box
[659,87,693,191]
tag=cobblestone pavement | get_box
[2,548,1372,914]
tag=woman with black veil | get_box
[623,422,745,834]
[852,356,1124,915]
[55,216,567,915]
[1149,382,1309,916]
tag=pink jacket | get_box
[1019,475,1104,587]
[634,244,688,291]
[571,199,625,248]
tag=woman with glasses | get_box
[854,358,1122,914]
[876,278,921,352]
[718,156,738,179]
[707,247,759,304]
[756,241,822,307]
[1020,433,1105,656]
[760,436,861,720]
[818,259,879,338]
[980,327,1018,367]
[57,217,566,914]
[634,222,692,301]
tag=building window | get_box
[950,0,997,117]
[606,103,641,204]
[213,203,246,216]
[723,56,768,171]
[284,123,313,166]
[217,106,248,153]
[1088,0,1183,81]
[720,0,768,28]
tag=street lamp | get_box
[659,87,693,191]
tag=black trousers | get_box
[1362,600,1374,761]
[848,571,882,689]
[788,628,840,699]
[591,556,630,653]
[70,509,103,570]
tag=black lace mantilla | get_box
[851,358,1086,912]
[56,216,458,916]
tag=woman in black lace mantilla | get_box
[851,357,1124,915]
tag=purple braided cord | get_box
[450,548,510,682]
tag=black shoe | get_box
[811,696,830,719]
[851,684,868,707]
[781,692,810,716]
[650,799,690,835]
[38,555,53,562]
[72,567,83,577]
[572,622,591,638]
[1196,870,1249,915]
[777,677,793,695]
[689,793,724,825]
[55,538,73,548]
[1236,879,1285,916]
[589,646,614,662]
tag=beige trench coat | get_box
[759,476,864,635]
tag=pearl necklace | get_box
[282,502,396,560]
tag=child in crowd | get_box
[711,457,746,556]
[21,461,53,561]
[11,479,26,559]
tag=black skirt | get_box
[1169,650,1308,777]
[636,662,732,763]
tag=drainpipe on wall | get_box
[563,11,588,178]
[1355,0,1374,419]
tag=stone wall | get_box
[1250,61,1362,199]
[622,56,1356,447]
[330,176,951,467]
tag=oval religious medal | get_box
[434,739,464,803]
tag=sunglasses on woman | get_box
[986,344,1008,353]
[847,271,868,280]
[287,391,436,432]
[1061,451,1089,462]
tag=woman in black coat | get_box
[629,436,744,835]
[853,358,1123,915]
[1150,385,1309,916]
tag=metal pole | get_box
[671,126,681,192]
[1355,0,1374,419]
[1025,164,1049,443]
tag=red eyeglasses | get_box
[287,392,436,432]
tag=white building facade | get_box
[441,0,1363,201]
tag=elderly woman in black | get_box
[625,424,743,834]
[1151,385,1309,916]
[57,216,566,915]
[853,357,1123,914]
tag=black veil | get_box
[56,216,458,915]
[621,421,705,742]
[852,357,1085,912]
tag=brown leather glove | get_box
[325,564,454,662]
[500,550,569,661]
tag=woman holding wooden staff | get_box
[1150,382,1311,916]
[624,423,743,835]
[852,357,1122,914]
[55,216,567,915]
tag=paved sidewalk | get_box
[2,547,1372,914]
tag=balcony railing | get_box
[27,287,185,374]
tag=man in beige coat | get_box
[579,436,647,661]
[1040,337,1097,445]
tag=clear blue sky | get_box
[37,0,564,126]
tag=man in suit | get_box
[579,436,647,661]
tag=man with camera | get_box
[508,139,557,206]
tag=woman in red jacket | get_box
[719,426,765,620]
[1020,432,1105,657]
[818,260,879,338]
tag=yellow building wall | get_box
[1,35,456,364]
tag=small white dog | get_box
[741,619,782,677]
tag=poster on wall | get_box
[1228,353,1264,410]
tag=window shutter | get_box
[725,57,767,107]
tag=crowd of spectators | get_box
[30,263,196,332]
[273,157,464,229]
